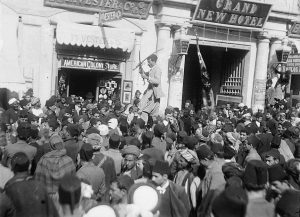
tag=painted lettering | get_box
[228,14,238,24]
[216,0,224,9]
[250,17,258,26]
[224,0,233,11]
[256,18,263,27]
[205,10,214,21]
[124,2,137,14]
[124,2,131,10]
[250,4,258,14]
[98,0,105,7]
[292,23,300,34]
[215,12,227,22]
[244,16,252,25]
[237,15,244,24]
[198,9,206,20]
[111,0,119,9]
[232,2,241,12]
[105,0,112,8]
[241,3,251,13]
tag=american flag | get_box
[195,34,211,89]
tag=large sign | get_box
[192,0,272,29]
[44,0,152,19]
[99,9,123,23]
[59,57,120,72]
[282,54,300,74]
[289,22,300,38]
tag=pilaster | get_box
[156,22,172,115]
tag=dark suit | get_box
[158,181,191,217]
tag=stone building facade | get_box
[0,0,299,113]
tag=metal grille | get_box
[220,56,244,96]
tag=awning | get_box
[56,22,135,52]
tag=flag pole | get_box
[195,30,215,109]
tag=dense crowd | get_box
[1,90,300,217]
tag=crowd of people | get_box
[1,89,300,217]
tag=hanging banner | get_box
[192,0,272,29]
[44,0,152,19]
[58,57,120,72]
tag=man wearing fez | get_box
[151,160,190,217]
[138,54,164,124]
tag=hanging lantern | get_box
[276,39,291,63]
[174,36,190,55]
[274,38,292,73]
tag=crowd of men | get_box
[1,90,300,217]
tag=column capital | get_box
[257,31,270,42]
[269,36,283,44]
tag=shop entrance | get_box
[58,69,122,101]
[68,69,97,99]
[183,44,247,111]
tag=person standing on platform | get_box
[138,54,164,124]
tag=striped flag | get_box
[195,34,211,89]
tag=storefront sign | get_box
[99,9,123,23]
[192,0,272,29]
[282,54,300,74]
[59,58,120,72]
[44,0,152,19]
[289,22,300,37]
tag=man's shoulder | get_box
[41,149,69,160]
[151,64,161,72]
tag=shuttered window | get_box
[220,54,244,96]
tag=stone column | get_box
[156,23,172,115]
[252,32,270,112]
[167,27,187,109]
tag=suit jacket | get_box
[168,181,191,217]
[148,64,164,99]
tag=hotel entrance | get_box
[183,44,248,111]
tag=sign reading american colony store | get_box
[58,57,120,72]
[44,0,152,19]
[192,0,272,29]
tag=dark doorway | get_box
[183,44,247,112]
[68,70,98,99]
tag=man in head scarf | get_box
[35,133,76,198]
[120,145,142,180]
